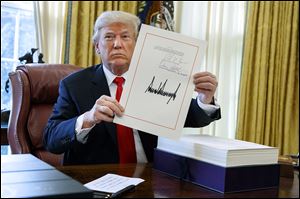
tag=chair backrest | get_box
[8,64,82,166]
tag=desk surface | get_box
[57,163,299,198]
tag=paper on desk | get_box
[84,173,144,193]
[114,24,207,139]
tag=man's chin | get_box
[112,63,125,69]
[111,59,128,67]
[108,61,129,74]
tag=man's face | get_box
[96,22,136,75]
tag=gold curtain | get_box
[236,1,299,155]
[62,1,138,67]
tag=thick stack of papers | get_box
[157,134,279,167]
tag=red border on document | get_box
[123,32,199,130]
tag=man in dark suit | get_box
[43,11,221,165]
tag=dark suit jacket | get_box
[43,64,221,165]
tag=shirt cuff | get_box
[196,93,220,116]
[75,114,94,144]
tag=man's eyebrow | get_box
[103,30,130,34]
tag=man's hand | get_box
[82,95,124,128]
[193,72,218,104]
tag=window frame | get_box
[1,1,36,111]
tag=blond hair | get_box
[92,11,141,44]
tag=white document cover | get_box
[114,24,206,139]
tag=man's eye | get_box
[122,35,131,40]
[104,35,114,40]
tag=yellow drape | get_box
[237,1,299,155]
[62,1,138,67]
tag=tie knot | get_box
[113,77,125,87]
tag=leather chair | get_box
[8,64,82,166]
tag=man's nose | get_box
[113,36,122,49]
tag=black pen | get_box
[110,185,136,198]
[93,191,111,198]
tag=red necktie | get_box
[113,77,137,163]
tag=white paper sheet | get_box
[114,24,207,139]
[84,173,144,194]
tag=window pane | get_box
[19,10,36,56]
[1,1,35,111]
[1,61,14,110]
[1,10,16,58]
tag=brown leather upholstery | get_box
[8,64,82,166]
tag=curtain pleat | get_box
[62,1,138,67]
[174,2,246,139]
[237,1,299,155]
[34,1,66,63]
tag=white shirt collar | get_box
[102,64,128,86]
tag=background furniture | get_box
[1,154,93,198]
[7,64,82,166]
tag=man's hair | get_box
[92,11,141,44]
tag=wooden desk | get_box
[57,163,299,198]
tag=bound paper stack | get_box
[157,134,279,167]
[153,134,280,193]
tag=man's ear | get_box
[95,43,100,55]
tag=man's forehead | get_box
[101,22,134,33]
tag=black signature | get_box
[145,76,181,104]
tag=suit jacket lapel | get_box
[91,64,118,147]
[91,64,110,99]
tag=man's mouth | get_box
[111,53,125,58]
